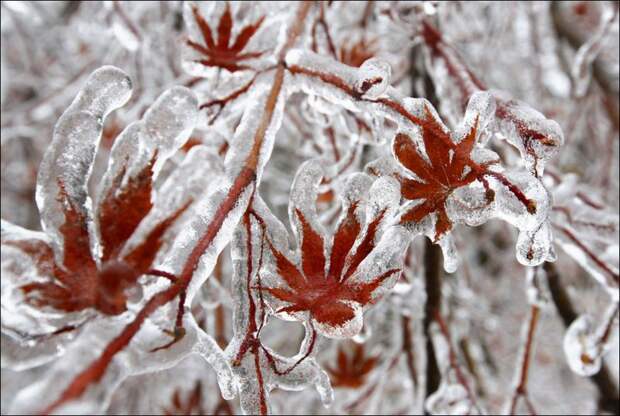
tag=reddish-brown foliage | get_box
[187,3,265,73]
[15,169,189,316]
[261,205,400,328]
[393,107,489,240]
[98,152,157,261]
[325,343,378,388]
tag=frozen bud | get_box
[492,171,550,232]
[563,314,602,376]
[492,91,564,177]
[516,221,554,267]
[356,58,391,99]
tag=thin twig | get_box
[507,304,540,415]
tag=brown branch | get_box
[262,324,317,376]
[199,74,257,124]
[459,337,486,398]
[507,304,540,415]
[423,239,442,409]
[360,1,374,29]
[316,3,338,60]
[594,303,619,353]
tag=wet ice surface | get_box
[2,1,619,415]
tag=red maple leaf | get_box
[393,105,496,241]
[11,158,189,316]
[261,201,400,332]
[186,3,265,73]
[325,343,378,389]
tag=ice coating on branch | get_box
[140,86,198,172]
[456,90,497,142]
[9,311,232,414]
[305,94,338,122]
[445,183,495,228]
[35,66,132,265]
[194,324,236,400]
[564,303,619,378]
[159,70,286,306]
[94,87,198,258]
[285,49,364,113]
[67,66,133,119]
[492,91,564,177]
[491,170,550,232]
[516,221,555,267]
[356,58,392,99]
[425,380,472,416]
[438,234,459,273]
[289,160,328,252]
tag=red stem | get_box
[507,304,540,415]
[553,222,619,285]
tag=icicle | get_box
[564,302,619,377]
[35,66,132,265]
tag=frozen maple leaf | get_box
[390,92,543,246]
[255,160,409,338]
[393,102,499,241]
[325,343,378,389]
[185,2,265,74]
[226,205,336,415]
[1,68,198,318]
